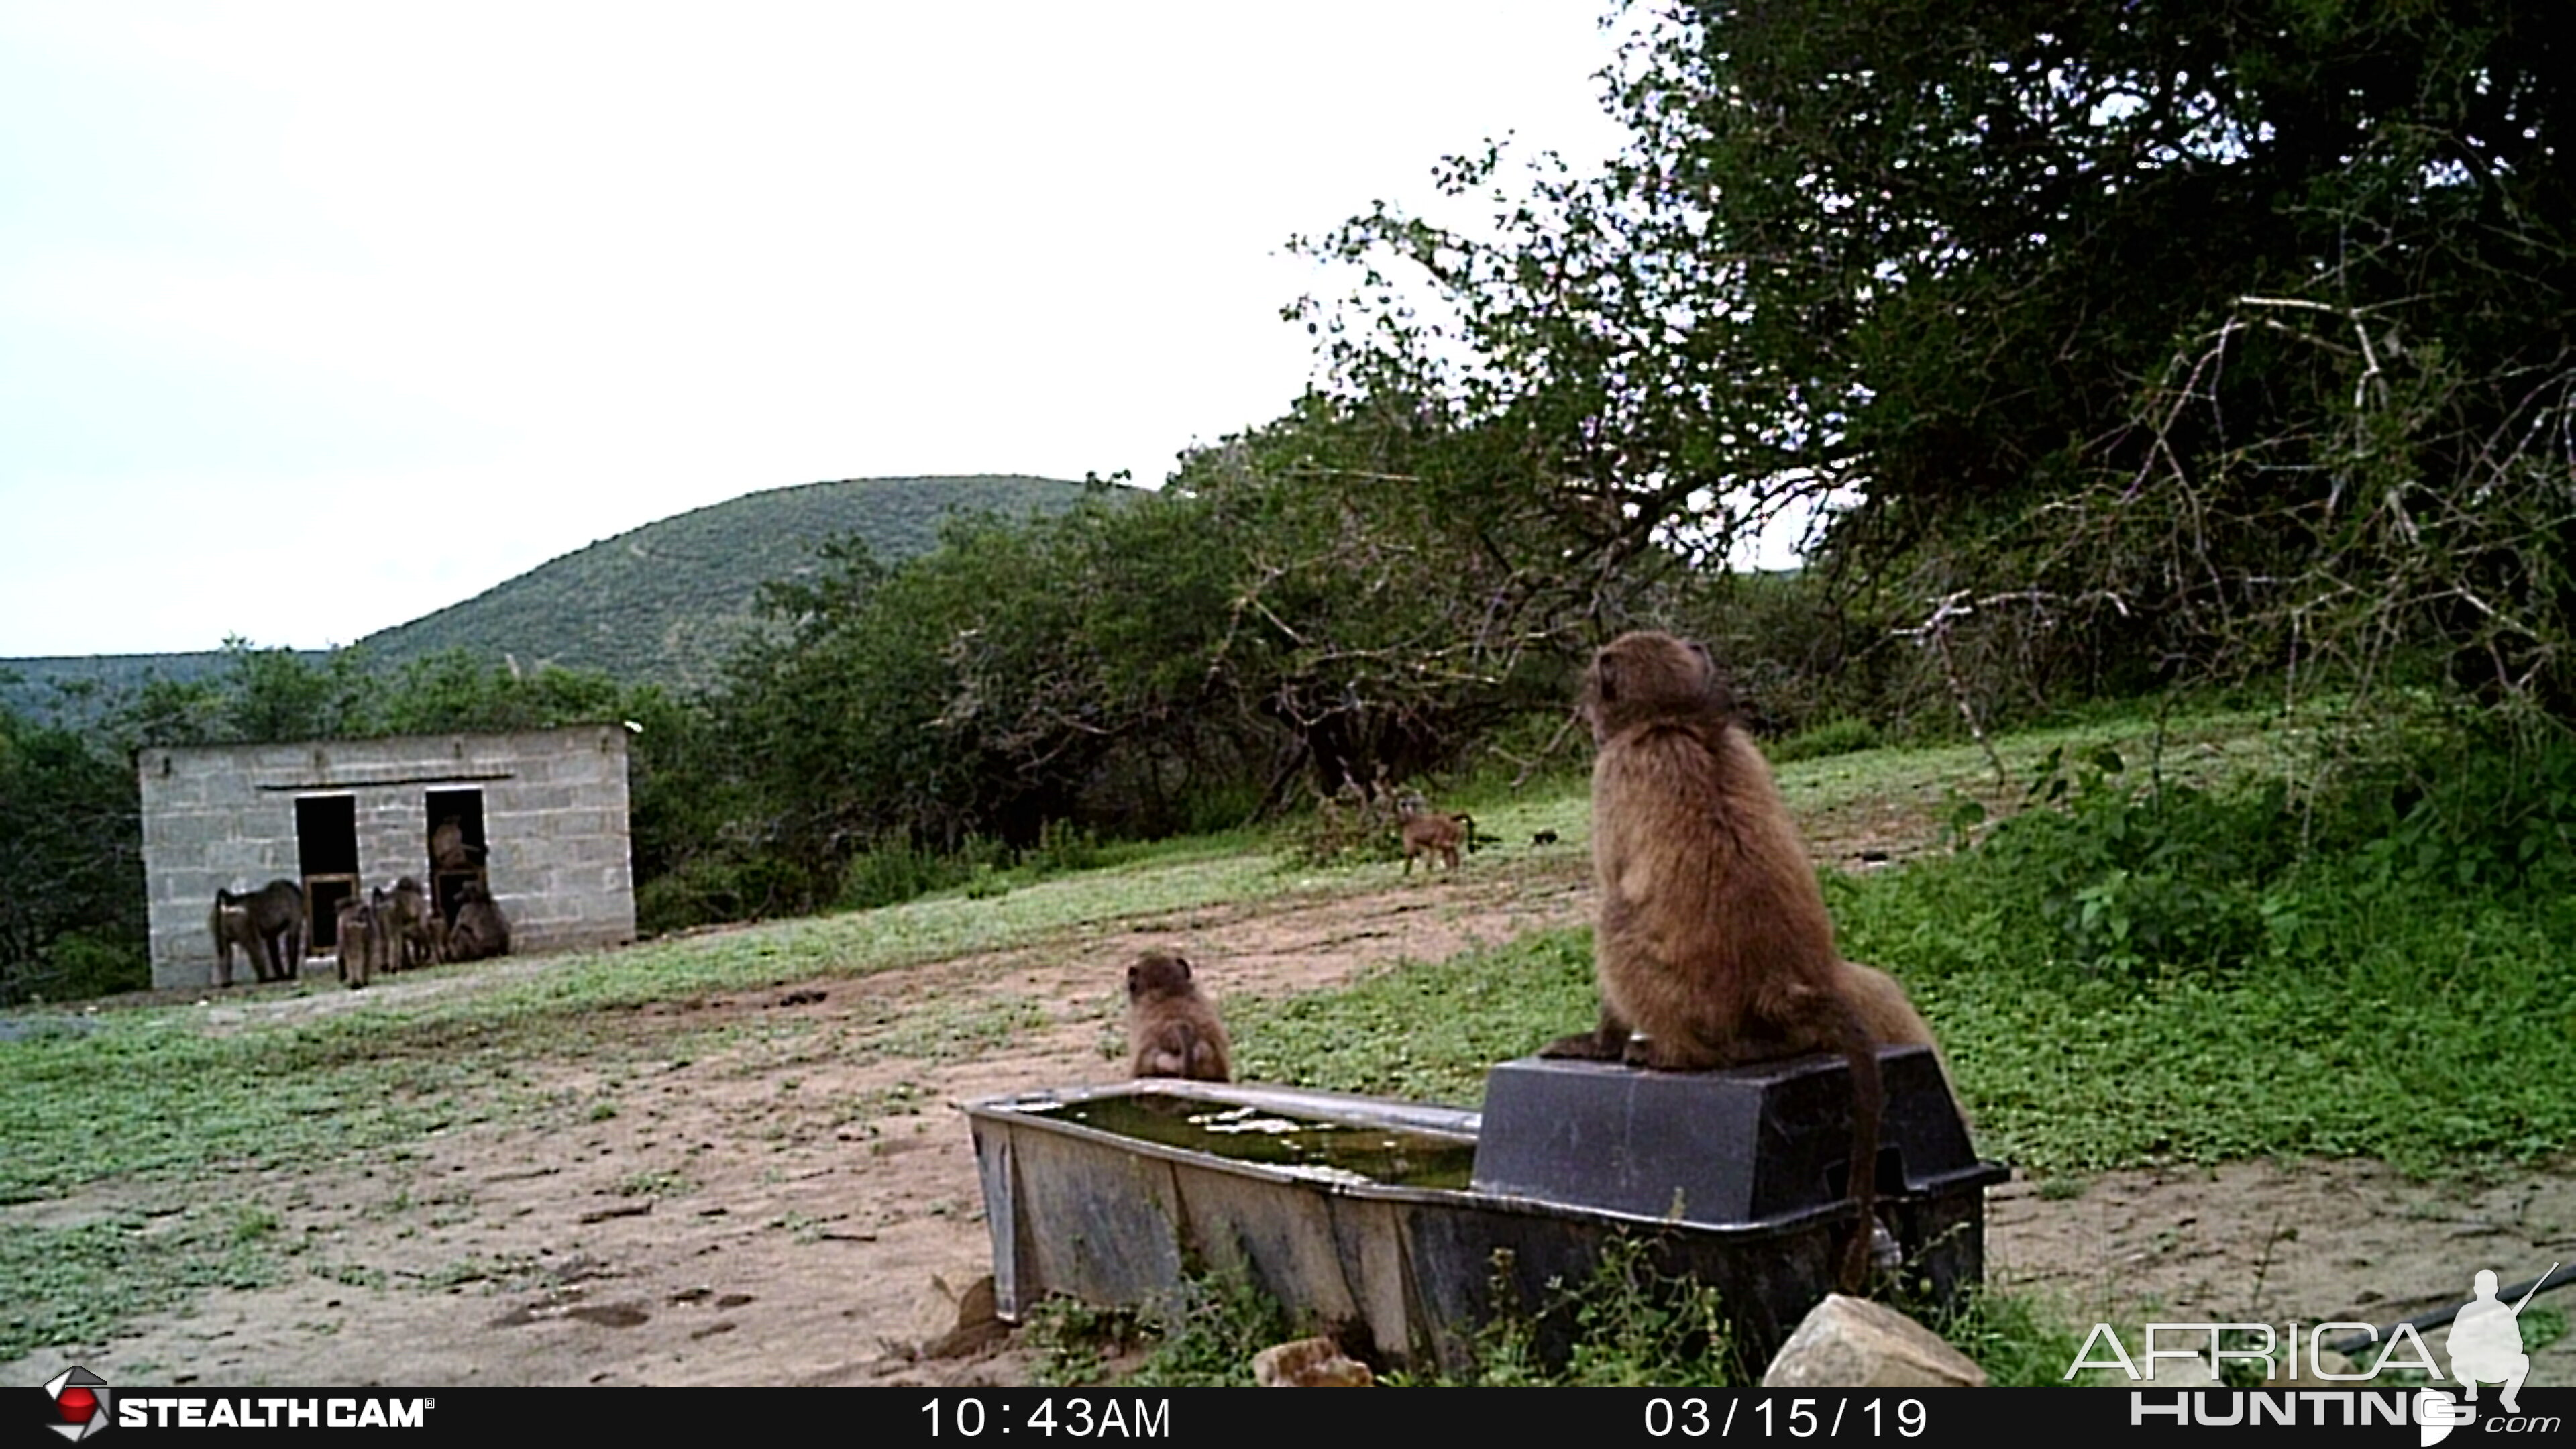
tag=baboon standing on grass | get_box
[335,893,389,989]
[384,876,445,970]
[209,879,306,985]
[1395,796,1474,875]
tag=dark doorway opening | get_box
[297,794,360,951]
[426,788,488,926]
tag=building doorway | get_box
[425,788,488,926]
[296,794,360,951]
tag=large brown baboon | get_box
[210,879,306,985]
[1395,796,1474,876]
[1124,950,1233,1083]
[384,876,445,971]
[1538,630,1951,1295]
[445,881,511,963]
[335,893,389,989]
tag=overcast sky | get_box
[0,2,1631,659]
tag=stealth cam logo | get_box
[41,1366,111,1442]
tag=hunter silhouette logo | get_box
[41,1366,111,1442]
[2420,1262,2556,1447]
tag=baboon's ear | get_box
[1686,639,1713,673]
[1591,649,1621,703]
[1173,955,1193,980]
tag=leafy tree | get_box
[1301,1,2576,721]
[0,706,146,1003]
[701,405,1605,913]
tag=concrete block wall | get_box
[140,724,636,988]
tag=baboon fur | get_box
[1540,630,1954,1295]
[431,820,483,872]
[207,902,262,989]
[209,879,306,986]
[384,876,446,971]
[335,892,390,989]
[445,881,511,963]
[1124,950,1233,1083]
[1396,797,1474,875]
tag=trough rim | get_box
[961,1076,2008,1240]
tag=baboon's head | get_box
[1578,630,1734,743]
[1127,950,1193,1000]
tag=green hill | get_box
[354,474,1102,688]
[1,474,1104,720]
[0,650,291,733]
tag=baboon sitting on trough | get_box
[1539,629,1956,1295]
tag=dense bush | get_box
[0,707,146,1004]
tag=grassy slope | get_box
[356,474,1103,687]
[5,705,2571,1373]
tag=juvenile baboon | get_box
[335,893,389,989]
[384,876,446,971]
[1124,950,1233,1082]
[1538,630,1949,1295]
[1395,797,1474,876]
[444,881,511,963]
[210,879,307,985]
[207,902,261,988]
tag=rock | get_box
[1760,1294,1989,1389]
[908,1273,1007,1360]
[1252,1336,1375,1387]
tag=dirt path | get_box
[14,847,2573,1389]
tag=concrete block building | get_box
[138,723,636,988]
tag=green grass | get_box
[1233,931,1595,1108]
[0,1212,285,1362]
[9,698,2574,1377]
[1024,1246,2100,1389]
[1230,712,2576,1182]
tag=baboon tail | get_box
[1829,999,1885,1297]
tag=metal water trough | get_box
[963,1046,2006,1374]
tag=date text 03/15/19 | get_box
[1646,1396,1930,1437]
[923,1397,1171,1438]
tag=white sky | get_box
[0,2,1631,657]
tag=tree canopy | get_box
[1302,0,2576,717]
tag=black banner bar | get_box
[17,1385,2576,1446]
